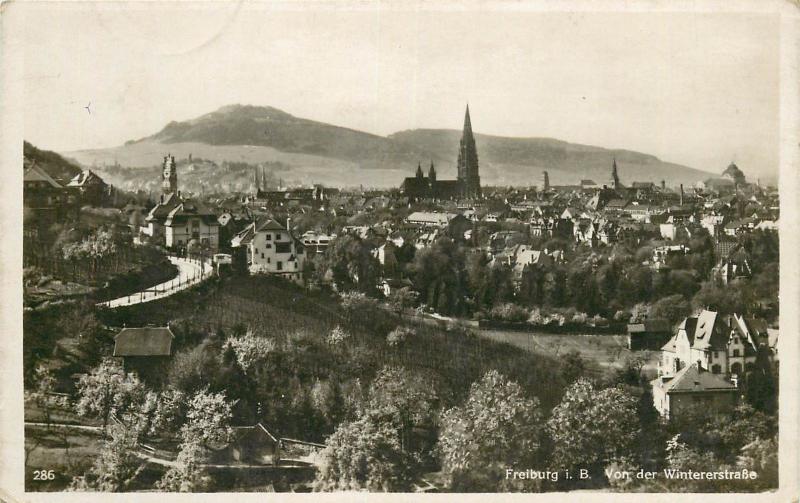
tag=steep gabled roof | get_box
[660,335,678,353]
[255,218,286,232]
[24,165,63,188]
[691,310,730,351]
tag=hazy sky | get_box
[21,3,780,179]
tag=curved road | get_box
[97,256,213,308]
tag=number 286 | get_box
[33,470,55,480]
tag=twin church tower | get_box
[402,104,482,200]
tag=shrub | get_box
[489,303,529,323]
[386,326,415,347]
[327,325,350,346]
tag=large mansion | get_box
[651,310,777,419]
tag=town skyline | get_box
[21,6,780,181]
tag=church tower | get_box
[611,157,621,190]
[428,161,437,183]
[162,154,177,194]
[456,104,481,198]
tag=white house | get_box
[231,218,305,283]
[141,193,220,251]
[652,310,775,419]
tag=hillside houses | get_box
[651,310,776,419]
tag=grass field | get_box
[477,329,660,378]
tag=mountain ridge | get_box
[66,104,714,188]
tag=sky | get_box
[21,2,781,180]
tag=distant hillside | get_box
[128,104,432,169]
[389,129,711,187]
[63,104,712,188]
[24,141,83,184]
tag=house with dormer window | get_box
[652,310,776,418]
[231,218,305,283]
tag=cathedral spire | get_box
[416,162,424,179]
[457,103,480,198]
[463,103,473,136]
[611,157,621,190]
[428,161,436,182]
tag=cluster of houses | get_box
[121,148,779,303]
[23,163,114,223]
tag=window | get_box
[277,261,283,271]
[276,242,291,254]
[733,349,740,357]
[261,253,265,259]
[711,364,721,374]
[266,234,272,241]
[267,257,271,264]
[265,244,272,249]
[713,351,718,359]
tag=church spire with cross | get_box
[456,104,481,198]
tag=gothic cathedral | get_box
[401,105,482,200]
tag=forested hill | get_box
[24,141,83,184]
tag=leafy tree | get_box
[542,267,567,306]
[743,346,778,414]
[223,330,276,373]
[167,339,220,393]
[69,425,145,491]
[155,439,212,492]
[518,263,546,306]
[438,370,544,491]
[180,388,233,449]
[387,287,417,314]
[311,378,345,428]
[648,295,690,325]
[547,379,640,475]
[75,358,146,434]
[560,350,586,385]
[411,237,469,316]
[26,365,68,429]
[120,388,186,439]
[314,415,414,492]
[316,234,380,293]
[367,366,440,459]
[736,434,778,490]
[692,280,752,314]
